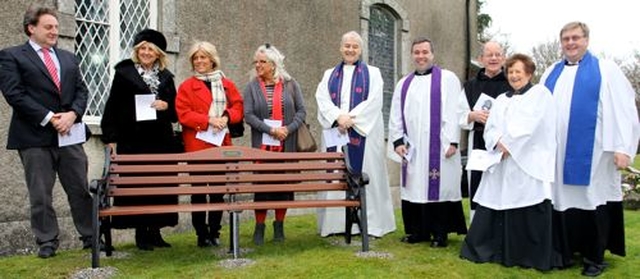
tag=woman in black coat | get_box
[100,29,182,250]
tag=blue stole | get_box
[544,51,601,186]
[400,66,442,201]
[327,60,370,174]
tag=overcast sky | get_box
[483,0,640,59]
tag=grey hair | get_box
[341,31,363,48]
[252,44,292,81]
[478,41,504,57]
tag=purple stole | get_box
[327,60,370,174]
[544,51,601,186]
[400,66,442,201]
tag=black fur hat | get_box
[133,29,167,52]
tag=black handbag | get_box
[228,121,244,138]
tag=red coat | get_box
[176,76,244,152]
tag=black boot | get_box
[135,227,154,251]
[253,223,265,245]
[150,228,171,248]
[197,233,213,247]
[273,221,285,242]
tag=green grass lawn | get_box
[1,205,639,279]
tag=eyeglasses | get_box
[253,59,269,65]
[561,35,584,43]
[483,53,503,58]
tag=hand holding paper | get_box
[196,125,226,146]
[322,127,350,148]
[135,94,157,121]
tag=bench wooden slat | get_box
[109,161,346,174]
[108,182,350,196]
[109,172,346,186]
[111,146,344,163]
[99,200,361,217]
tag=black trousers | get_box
[191,192,224,238]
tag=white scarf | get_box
[195,70,226,118]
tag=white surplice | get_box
[540,59,640,211]
[473,84,556,210]
[387,69,462,203]
[315,64,396,237]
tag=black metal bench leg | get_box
[91,193,100,268]
[345,207,353,244]
[359,187,369,252]
[102,217,114,256]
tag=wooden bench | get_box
[88,145,369,268]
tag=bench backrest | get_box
[105,146,354,197]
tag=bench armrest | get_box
[342,145,369,200]
[88,178,105,194]
[90,146,113,208]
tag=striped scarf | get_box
[195,70,227,118]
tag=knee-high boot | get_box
[273,221,285,242]
[253,223,265,245]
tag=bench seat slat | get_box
[109,162,346,174]
[108,183,350,196]
[111,146,344,163]
[109,172,346,185]
[99,200,360,217]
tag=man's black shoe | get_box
[430,239,448,248]
[581,263,604,277]
[37,246,56,259]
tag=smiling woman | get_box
[175,41,244,248]
[100,28,181,251]
[460,53,560,271]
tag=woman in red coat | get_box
[176,41,243,247]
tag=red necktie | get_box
[42,48,61,91]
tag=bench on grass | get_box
[88,145,369,268]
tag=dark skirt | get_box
[110,140,182,229]
[254,187,294,202]
[552,201,625,266]
[401,200,468,239]
[460,200,563,271]
[110,195,179,229]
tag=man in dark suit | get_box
[0,5,93,258]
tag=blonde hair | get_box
[187,41,221,71]
[131,41,168,70]
[251,44,291,81]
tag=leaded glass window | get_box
[75,0,155,122]
[368,5,399,134]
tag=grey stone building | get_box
[0,0,478,255]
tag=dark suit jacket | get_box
[0,42,88,149]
